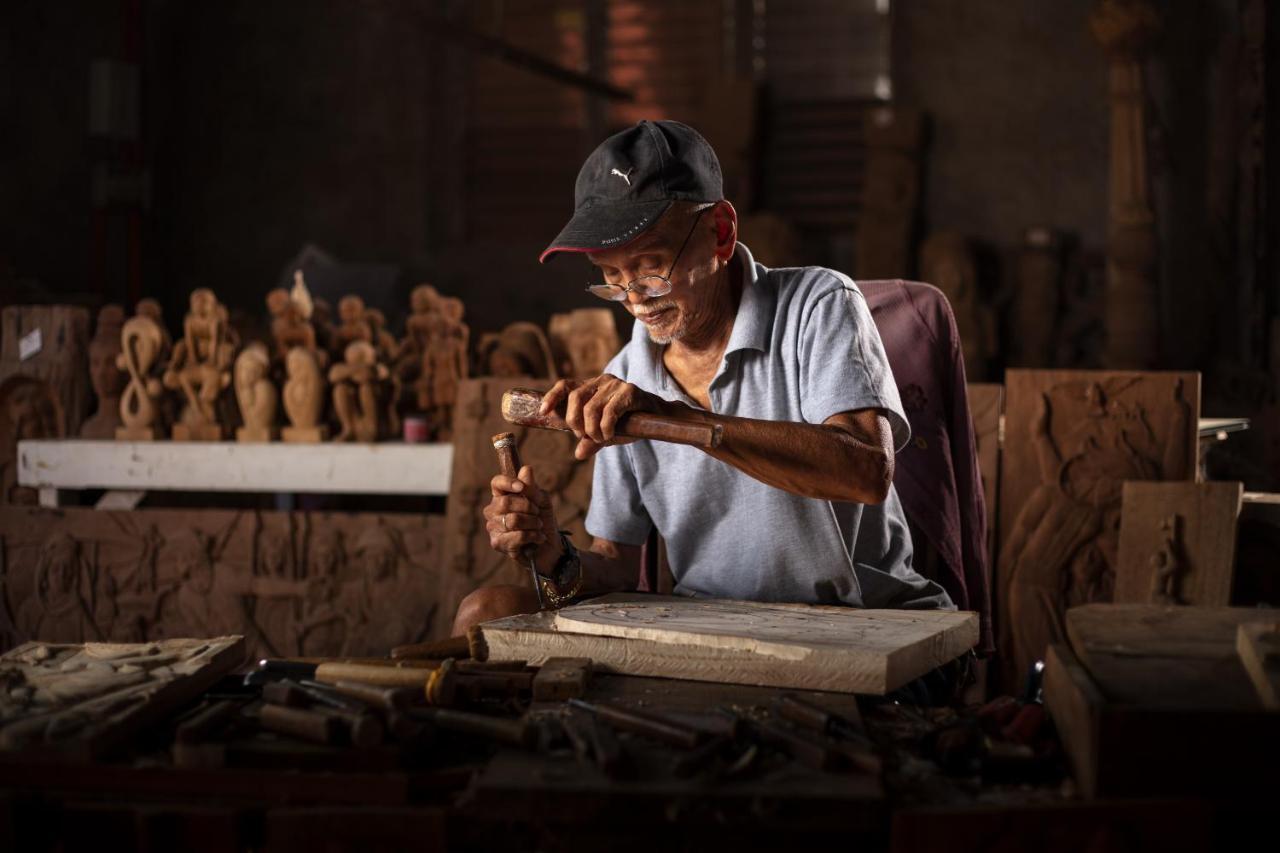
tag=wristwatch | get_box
[537,530,583,609]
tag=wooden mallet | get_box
[501,387,722,449]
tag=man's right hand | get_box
[484,464,562,575]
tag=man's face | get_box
[586,206,718,346]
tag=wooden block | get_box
[531,657,592,701]
[1065,604,1276,710]
[282,425,328,443]
[1236,622,1280,710]
[967,383,1003,556]
[479,594,979,695]
[1114,481,1242,606]
[235,426,278,443]
[172,423,225,442]
[114,426,158,441]
[996,369,1199,688]
[1043,608,1280,798]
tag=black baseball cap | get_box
[539,120,723,263]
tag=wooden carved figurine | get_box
[1090,0,1160,368]
[331,295,373,363]
[281,347,328,443]
[329,341,388,442]
[560,308,621,378]
[919,233,996,380]
[79,305,128,439]
[162,288,235,441]
[1010,227,1065,369]
[480,322,558,379]
[1147,514,1184,605]
[365,308,401,437]
[267,273,320,365]
[395,284,439,412]
[234,342,278,442]
[854,108,923,280]
[115,310,167,441]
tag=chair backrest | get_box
[858,279,993,653]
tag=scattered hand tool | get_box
[567,698,704,750]
[492,431,546,610]
[414,707,536,749]
[531,657,592,702]
[560,707,629,777]
[258,703,343,746]
[324,680,418,713]
[502,388,723,449]
[775,694,872,749]
[390,626,487,661]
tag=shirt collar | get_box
[723,241,771,356]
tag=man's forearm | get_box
[674,405,892,504]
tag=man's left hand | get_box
[540,374,672,460]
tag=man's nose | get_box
[626,287,649,307]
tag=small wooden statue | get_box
[281,347,328,443]
[234,342,278,442]
[396,284,440,418]
[365,308,401,437]
[79,304,128,439]
[549,308,620,378]
[329,341,388,443]
[115,308,168,441]
[267,274,320,365]
[479,322,558,379]
[331,295,373,363]
[919,232,996,380]
[163,288,235,441]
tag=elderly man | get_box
[453,119,951,635]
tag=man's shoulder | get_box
[765,263,866,322]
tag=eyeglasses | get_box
[584,207,708,302]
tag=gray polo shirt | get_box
[585,243,953,611]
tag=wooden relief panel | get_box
[967,383,1003,556]
[1114,481,1242,606]
[0,306,92,505]
[996,370,1199,687]
[0,507,463,659]
[0,636,244,758]
[445,378,595,590]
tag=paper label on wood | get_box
[18,329,42,362]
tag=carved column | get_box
[1090,0,1160,368]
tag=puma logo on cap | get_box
[610,166,634,186]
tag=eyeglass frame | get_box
[583,206,710,303]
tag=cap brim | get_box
[539,199,673,263]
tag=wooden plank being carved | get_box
[1114,481,1242,606]
[1236,622,1280,710]
[0,636,244,761]
[479,594,979,695]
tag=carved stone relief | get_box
[996,370,1199,688]
[444,378,595,591]
[0,508,462,660]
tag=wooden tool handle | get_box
[259,704,341,745]
[315,661,435,688]
[502,388,723,449]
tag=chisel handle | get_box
[502,388,722,449]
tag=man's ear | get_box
[711,201,738,262]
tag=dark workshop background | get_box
[2,2,1276,423]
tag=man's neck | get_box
[666,253,743,361]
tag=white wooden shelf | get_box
[17,439,453,508]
